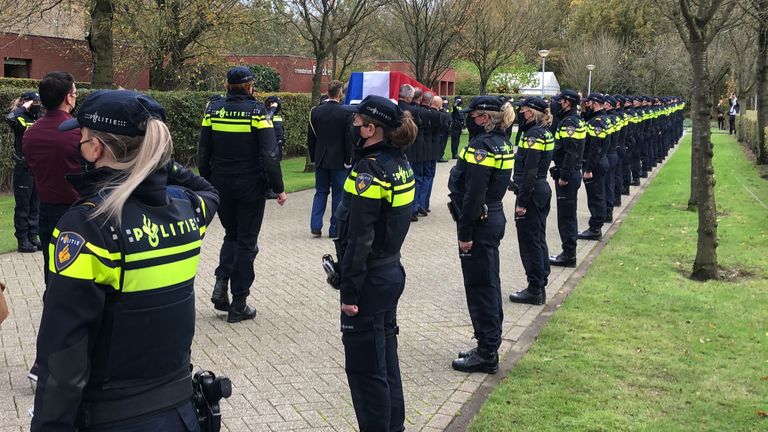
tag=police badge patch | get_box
[355,173,374,194]
[474,149,488,163]
[566,126,576,137]
[55,231,85,272]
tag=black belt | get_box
[368,253,401,270]
[77,374,192,427]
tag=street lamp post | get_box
[586,64,596,95]
[538,49,550,97]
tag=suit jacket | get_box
[307,100,353,170]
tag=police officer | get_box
[5,91,42,253]
[448,96,515,373]
[198,66,287,322]
[335,95,417,432]
[509,97,554,305]
[33,90,219,431]
[548,89,586,268]
[577,93,610,241]
[602,96,619,222]
[450,96,465,159]
[265,95,285,200]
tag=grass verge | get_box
[469,129,768,431]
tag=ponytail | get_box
[500,102,515,130]
[90,118,173,225]
[388,111,418,148]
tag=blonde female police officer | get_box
[448,96,515,374]
[335,95,417,432]
[32,90,219,431]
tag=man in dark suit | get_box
[308,80,353,238]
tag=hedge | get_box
[0,77,91,90]
[736,110,768,163]
[0,87,312,191]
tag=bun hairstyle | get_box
[359,111,418,149]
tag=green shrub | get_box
[0,77,91,90]
[248,65,281,93]
[0,88,313,191]
[736,110,767,161]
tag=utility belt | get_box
[77,373,192,428]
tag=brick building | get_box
[226,54,330,93]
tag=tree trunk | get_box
[90,0,114,88]
[305,53,326,172]
[479,72,488,95]
[756,0,768,164]
[689,38,719,280]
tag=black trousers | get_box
[12,161,39,242]
[459,205,505,353]
[39,202,71,284]
[211,173,266,299]
[554,171,582,254]
[341,263,406,432]
[585,158,609,231]
[450,129,462,158]
[630,138,642,180]
[82,402,199,431]
[515,181,551,289]
[614,149,625,200]
[728,115,736,134]
[717,117,724,130]
[605,152,619,211]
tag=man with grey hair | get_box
[409,87,428,221]
[417,91,438,216]
[398,84,421,165]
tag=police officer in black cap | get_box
[509,96,554,305]
[33,90,219,431]
[548,89,586,267]
[335,95,418,432]
[5,91,42,252]
[265,95,284,199]
[577,93,610,240]
[449,96,515,373]
[449,96,465,159]
[198,66,286,322]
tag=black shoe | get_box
[437,158,449,163]
[509,288,546,305]
[265,190,278,200]
[605,213,613,223]
[227,303,257,323]
[211,278,230,312]
[577,229,602,241]
[417,207,428,217]
[640,172,648,178]
[549,252,576,268]
[29,236,42,251]
[18,240,37,253]
[410,214,419,222]
[451,155,458,160]
[621,185,630,195]
[631,179,641,186]
[452,350,498,374]
[311,229,321,237]
[457,347,477,359]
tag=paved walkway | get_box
[0,159,657,432]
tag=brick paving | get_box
[0,160,655,431]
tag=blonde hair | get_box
[90,118,173,225]
[360,111,418,149]
[477,102,516,133]
[532,108,553,128]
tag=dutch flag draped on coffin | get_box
[344,71,432,105]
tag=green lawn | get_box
[0,194,15,253]
[470,129,768,431]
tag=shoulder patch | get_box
[527,137,537,145]
[55,231,85,272]
[474,148,488,163]
[355,172,374,194]
[594,127,603,134]
[566,125,576,136]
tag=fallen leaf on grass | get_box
[757,411,768,417]
[761,376,768,381]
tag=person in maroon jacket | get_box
[22,71,83,283]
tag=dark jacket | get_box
[22,109,83,205]
[552,110,586,179]
[307,100,353,170]
[512,124,554,208]
[5,106,38,159]
[583,110,609,173]
[31,164,219,432]
[399,100,421,161]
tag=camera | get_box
[192,370,232,432]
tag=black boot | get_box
[577,228,602,241]
[621,185,630,195]
[29,235,42,251]
[605,212,613,223]
[457,347,477,359]
[639,172,648,178]
[17,239,37,253]
[227,296,257,323]
[549,251,576,268]
[509,287,546,305]
[452,349,498,374]
[210,278,230,312]
[631,179,641,186]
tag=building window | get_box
[4,58,31,78]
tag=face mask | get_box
[550,101,562,118]
[351,125,364,147]
[29,105,41,116]
[466,116,485,138]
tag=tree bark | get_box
[756,0,768,164]
[90,0,114,88]
[689,38,719,280]
[305,52,326,173]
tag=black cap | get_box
[227,66,254,84]
[342,95,403,128]
[58,90,166,137]
[604,96,617,107]
[586,93,605,104]
[20,91,40,101]
[454,96,462,103]
[265,95,280,104]
[554,89,580,105]
[520,96,548,113]
[460,95,503,113]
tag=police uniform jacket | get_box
[307,99,354,170]
[269,102,285,156]
[198,91,284,193]
[5,106,37,159]
[583,110,609,173]
[552,109,586,179]
[512,125,554,209]
[604,111,618,154]
[448,130,514,242]
[399,100,421,161]
[31,162,219,431]
[335,141,415,305]
[451,105,465,131]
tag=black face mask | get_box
[466,115,485,139]
[550,100,562,118]
[29,105,41,116]
[351,125,364,148]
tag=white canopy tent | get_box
[519,72,561,97]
